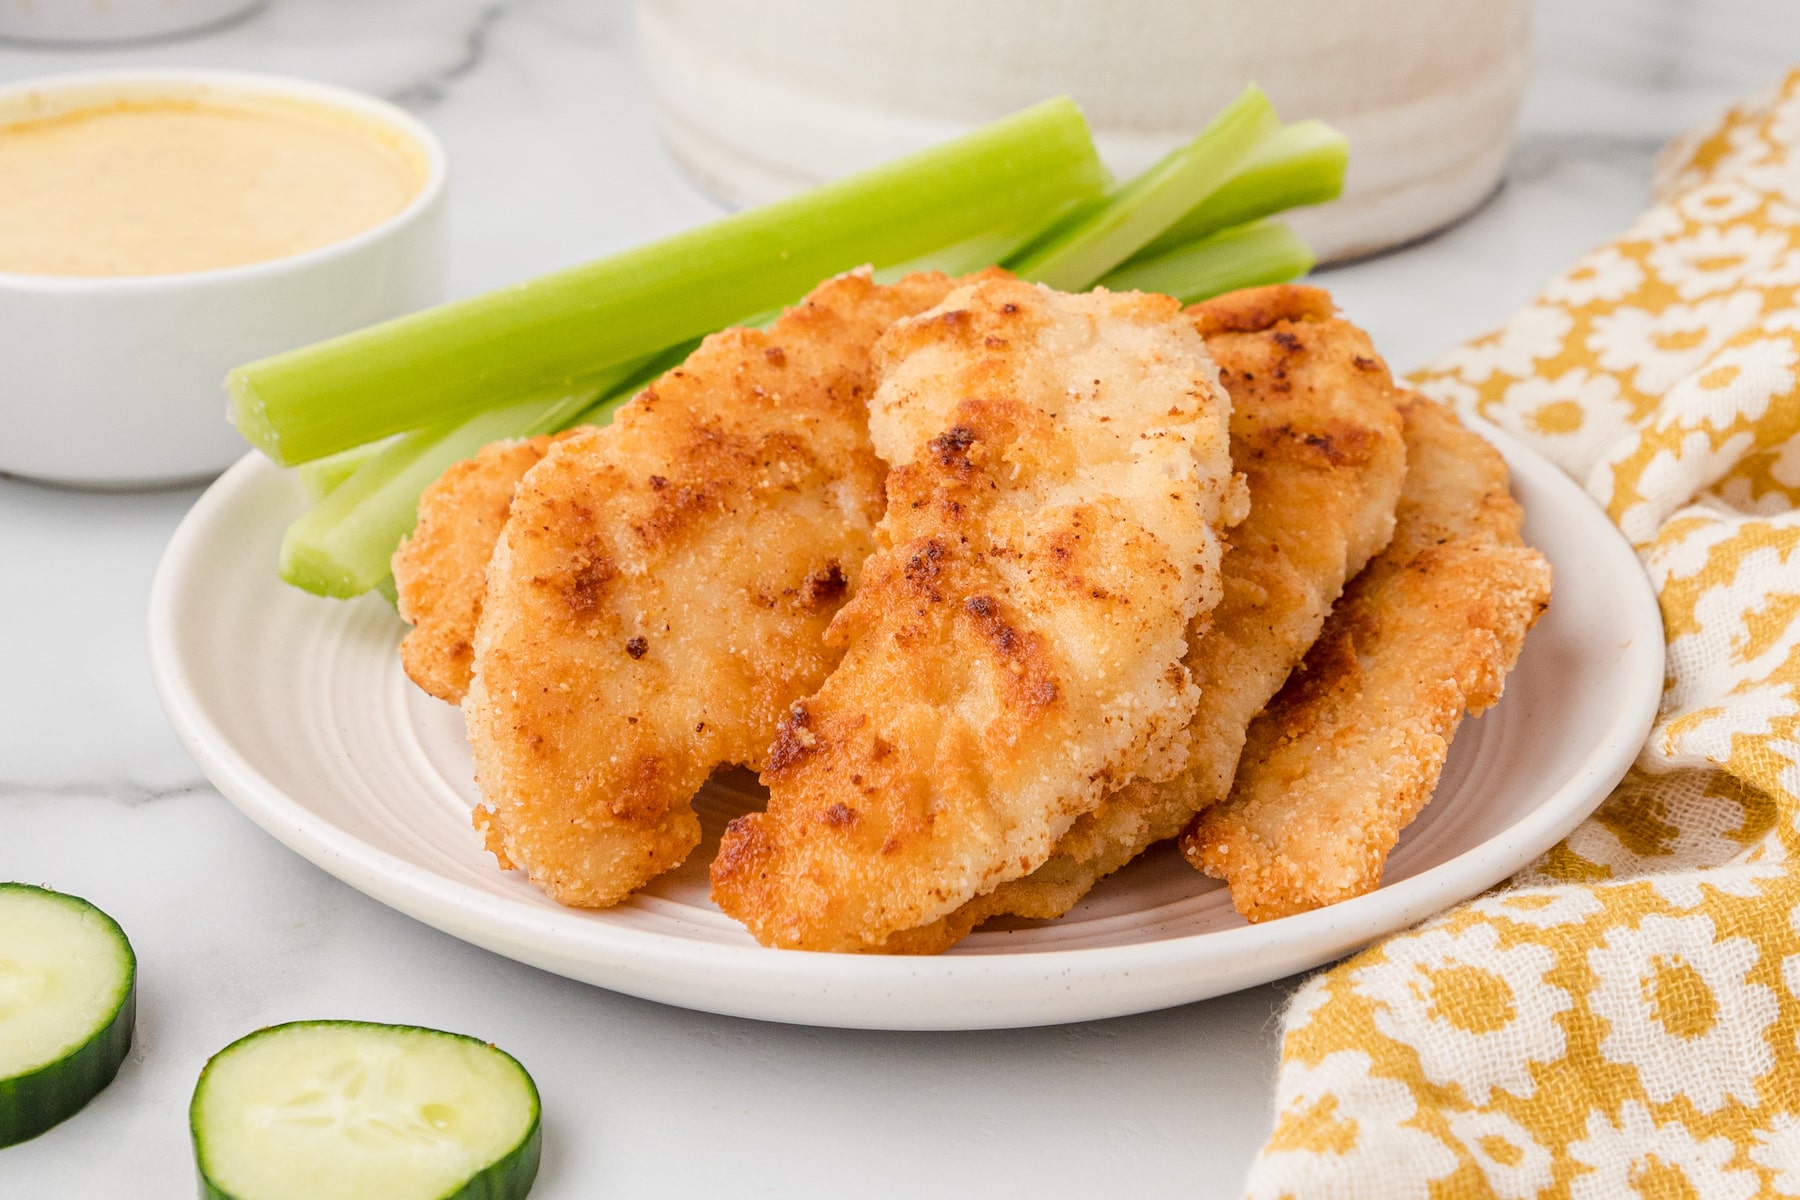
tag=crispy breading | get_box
[393,433,571,704]
[710,277,1240,951]
[883,285,1408,954]
[462,269,964,908]
[1182,394,1553,922]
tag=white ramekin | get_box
[0,70,448,487]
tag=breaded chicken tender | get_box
[463,270,964,908]
[710,277,1240,951]
[393,433,571,704]
[886,285,1408,953]
[1182,395,1553,922]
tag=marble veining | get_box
[0,778,212,806]
[2,1,1797,1196]
[385,0,512,108]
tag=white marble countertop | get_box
[2,1,1794,1195]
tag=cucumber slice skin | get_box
[0,884,137,1148]
[191,1021,541,1200]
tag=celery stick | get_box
[1130,120,1348,262]
[562,338,706,429]
[278,342,697,599]
[231,99,1106,466]
[280,399,545,598]
[278,361,629,600]
[296,440,392,501]
[1006,85,1278,290]
[1097,220,1315,304]
[280,355,655,597]
[521,379,624,437]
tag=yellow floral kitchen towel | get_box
[1245,71,1800,1198]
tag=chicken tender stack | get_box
[1183,394,1553,920]
[462,270,964,908]
[710,277,1240,951]
[887,285,1408,952]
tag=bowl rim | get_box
[0,67,448,291]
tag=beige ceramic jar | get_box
[636,0,1530,261]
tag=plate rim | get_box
[148,419,1665,1030]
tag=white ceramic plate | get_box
[149,423,1663,1031]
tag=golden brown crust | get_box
[462,269,963,908]
[885,284,1408,953]
[710,277,1239,951]
[1180,394,1554,922]
[1187,283,1336,338]
[392,434,573,704]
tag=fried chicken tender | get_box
[463,269,964,908]
[710,277,1241,951]
[884,285,1408,953]
[1182,394,1553,922]
[393,433,571,704]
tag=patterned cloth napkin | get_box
[1244,71,1800,1198]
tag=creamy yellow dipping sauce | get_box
[0,98,427,277]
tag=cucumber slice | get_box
[191,1021,541,1200]
[0,883,136,1147]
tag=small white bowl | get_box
[0,70,448,488]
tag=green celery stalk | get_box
[281,399,549,598]
[280,354,655,597]
[561,338,706,429]
[279,380,609,600]
[278,343,698,598]
[231,98,1107,466]
[296,441,390,501]
[1006,85,1278,290]
[1129,119,1348,262]
[1096,220,1315,305]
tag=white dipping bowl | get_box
[0,70,448,487]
